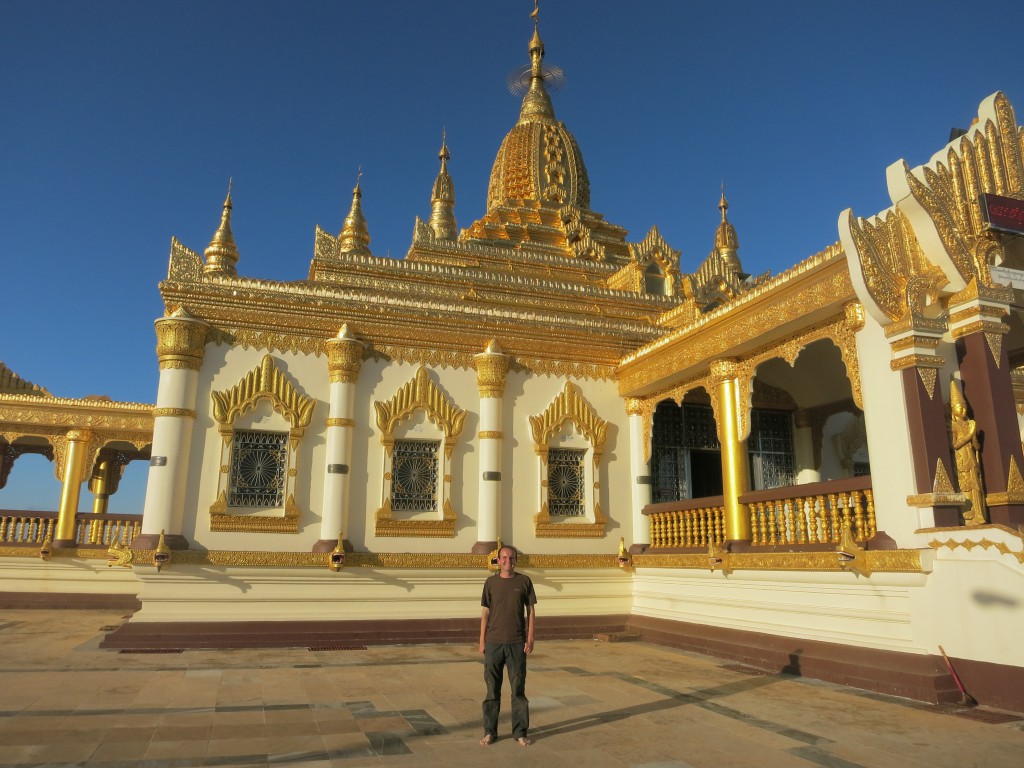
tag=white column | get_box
[317,325,363,552]
[473,342,510,553]
[137,313,208,549]
[626,399,652,551]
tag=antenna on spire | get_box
[531,0,539,24]
[227,177,233,197]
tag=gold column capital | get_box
[325,325,365,383]
[843,301,866,333]
[66,428,93,443]
[474,343,511,399]
[709,358,740,383]
[155,313,209,371]
[624,397,643,416]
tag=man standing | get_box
[479,546,537,747]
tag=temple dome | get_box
[485,19,590,211]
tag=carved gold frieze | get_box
[209,512,300,534]
[152,408,196,419]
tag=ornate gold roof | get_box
[0,361,51,397]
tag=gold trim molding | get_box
[374,367,466,538]
[208,356,314,530]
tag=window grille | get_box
[548,448,586,516]
[749,409,795,489]
[229,430,288,507]
[391,440,440,512]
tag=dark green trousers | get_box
[482,641,529,739]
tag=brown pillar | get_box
[887,324,963,526]
[949,282,1024,526]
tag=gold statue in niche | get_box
[950,379,987,526]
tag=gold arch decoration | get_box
[530,381,609,538]
[209,354,314,533]
[374,366,466,537]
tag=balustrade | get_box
[0,511,141,547]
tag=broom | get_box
[938,645,978,707]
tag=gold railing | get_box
[740,477,874,546]
[643,497,726,548]
[0,511,141,547]
[0,511,57,545]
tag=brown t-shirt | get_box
[481,573,537,644]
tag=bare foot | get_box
[479,734,496,746]
[516,736,532,747]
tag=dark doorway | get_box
[689,450,723,498]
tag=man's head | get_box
[497,546,517,577]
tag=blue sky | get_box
[3,0,1024,511]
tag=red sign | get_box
[980,193,1024,237]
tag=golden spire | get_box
[338,170,371,255]
[429,131,457,240]
[714,184,741,273]
[519,0,554,123]
[203,179,240,276]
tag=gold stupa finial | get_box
[338,169,371,255]
[519,0,554,123]
[203,179,240,277]
[714,183,741,273]
[429,130,457,240]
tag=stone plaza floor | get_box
[0,609,1022,767]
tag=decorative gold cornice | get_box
[155,313,209,370]
[211,354,315,434]
[152,408,196,419]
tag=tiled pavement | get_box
[0,610,1022,767]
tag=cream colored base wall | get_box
[632,546,1024,668]
[632,568,927,654]
[128,565,633,623]
[0,557,139,596]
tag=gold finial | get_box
[203,180,240,276]
[714,183,741,271]
[520,0,553,122]
[429,131,457,240]
[338,169,371,255]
